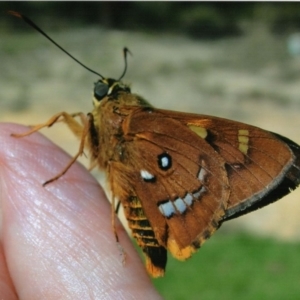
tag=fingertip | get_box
[0,122,161,298]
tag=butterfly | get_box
[9,11,300,277]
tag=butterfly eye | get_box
[94,81,109,101]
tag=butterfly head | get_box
[93,49,132,105]
[93,78,131,102]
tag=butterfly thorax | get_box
[90,78,151,169]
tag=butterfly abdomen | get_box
[125,195,167,277]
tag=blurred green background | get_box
[3,2,300,37]
[2,2,300,299]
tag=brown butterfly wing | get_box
[160,109,300,221]
[222,132,300,221]
[108,106,300,277]
[109,108,230,276]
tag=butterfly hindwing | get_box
[109,108,230,276]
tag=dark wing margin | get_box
[222,133,300,222]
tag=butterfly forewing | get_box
[162,110,300,220]
[222,132,300,221]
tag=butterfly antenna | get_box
[118,47,131,80]
[8,10,104,79]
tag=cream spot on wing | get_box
[188,125,208,139]
[238,129,249,155]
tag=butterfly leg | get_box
[11,111,86,139]
[42,113,92,186]
[10,111,91,185]
[110,194,127,265]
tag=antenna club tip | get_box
[123,47,132,56]
[8,10,22,18]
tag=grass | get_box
[151,233,300,300]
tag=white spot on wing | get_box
[158,201,176,218]
[198,167,207,182]
[174,198,187,213]
[161,156,169,168]
[183,193,193,206]
[193,186,206,199]
[140,170,155,181]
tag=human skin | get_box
[0,123,162,300]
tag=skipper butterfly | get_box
[9,11,300,277]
